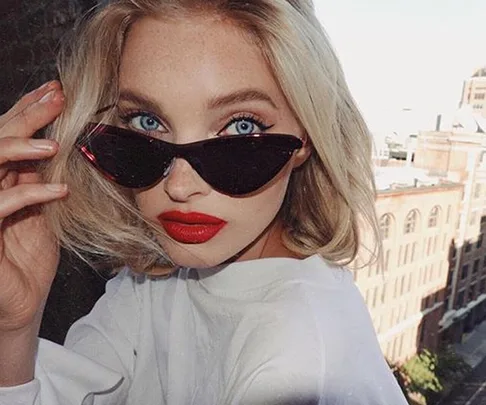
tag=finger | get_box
[0,183,68,219]
[0,137,58,166]
[0,81,62,127]
[0,88,65,140]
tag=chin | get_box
[171,255,233,269]
[158,242,234,269]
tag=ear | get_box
[292,134,312,169]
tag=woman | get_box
[0,0,408,404]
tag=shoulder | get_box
[266,256,406,403]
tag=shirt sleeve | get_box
[310,268,409,405]
[0,268,141,405]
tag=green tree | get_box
[399,347,472,404]
[403,349,442,403]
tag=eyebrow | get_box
[116,88,278,114]
[117,90,165,117]
[207,89,278,110]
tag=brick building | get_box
[355,180,463,363]
[414,129,486,346]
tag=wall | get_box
[0,0,105,344]
[0,0,97,112]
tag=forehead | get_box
[118,15,280,101]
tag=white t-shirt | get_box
[0,255,408,405]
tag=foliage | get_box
[402,350,442,397]
[396,346,472,404]
[435,345,471,381]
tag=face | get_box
[116,14,310,268]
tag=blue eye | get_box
[220,117,270,136]
[234,119,255,135]
[131,114,162,132]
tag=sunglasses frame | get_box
[76,123,304,195]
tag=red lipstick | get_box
[157,211,227,244]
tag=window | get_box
[434,291,441,303]
[384,249,390,272]
[465,242,472,253]
[457,290,465,308]
[411,242,417,262]
[419,325,425,344]
[469,284,477,301]
[404,210,418,234]
[446,270,453,287]
[480,279,486,294]
[380,214,392,240]
[474,93,485,100]
[461,264,469,280]
[483,255,486,268]
[372,287,378,308]
[474,259,480,273]
[428,206,440,227]
[400,275,406,295]
[477,234,483,249]
[475,183,482,198]
[404,244,409,265]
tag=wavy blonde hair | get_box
[41,0,381,273]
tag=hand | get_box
[0,81,68,332]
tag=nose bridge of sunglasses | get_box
[170,144,206,179]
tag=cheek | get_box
[238,174,291,219]
[134,189,163,218]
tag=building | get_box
[354,170,463,364]
[459,66,486,118]
[353,67,486,365]
[414,129,486,346]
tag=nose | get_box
[163,158,212,202]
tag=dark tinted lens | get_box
[78,124,302,194]
[81,127,173,188]
[187,135,302,195]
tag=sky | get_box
[314,0,486,137]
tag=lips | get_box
[157,210,227,244]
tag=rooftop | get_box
[472,66,486,78]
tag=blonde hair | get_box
[41,0,381,273]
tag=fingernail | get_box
[39,81,54,91]
[29,139,56,151]
[27,81,53,96]
[39,90,56,104]
[45,184,67,193]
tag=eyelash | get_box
[219,113,273,134]
[118,109,165,133]
[116,109,274,134]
